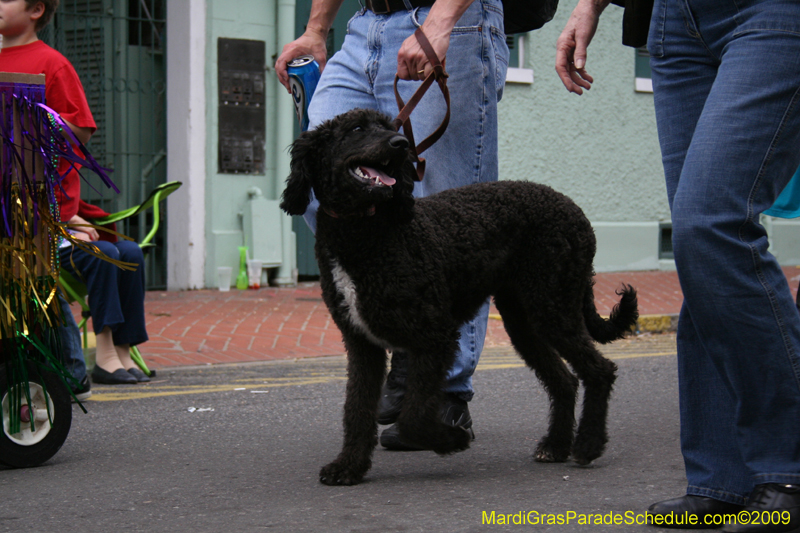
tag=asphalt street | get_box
[0,333,690,533]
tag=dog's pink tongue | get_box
[361,166,396,186]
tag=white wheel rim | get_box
[2,382,54,446]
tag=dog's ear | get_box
[280,130,320,216]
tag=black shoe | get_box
[380,394,475,451]
[91,366,137,385]
[377,380,405,425]
[126,367,151,383]
[377,351,408,425]
[647,495,745,529]
[722,484,800,533]
[71,375,92,402]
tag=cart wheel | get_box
[0,361,72,468]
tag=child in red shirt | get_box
[0,0,150,386]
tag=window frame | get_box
[505,33,534,85]
[635,47,653,93]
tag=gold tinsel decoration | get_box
[1,73,128,434]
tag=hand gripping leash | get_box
[392,28,451,182]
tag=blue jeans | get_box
[648,0,800,503]
[60,240,149,346]
[57,291,86,383]
[303,0,507,399]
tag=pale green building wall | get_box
[203,0,296,288]
[499,4,800,272]
[499,5,670,272]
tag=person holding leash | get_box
[275,0,509,449]
[555,0,800,531]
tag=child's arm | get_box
[63,119,93,145]
[67,214,99,242]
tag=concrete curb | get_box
[491,313,678,334]
[636,314,679,334]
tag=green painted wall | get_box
[503,4,800,268]
[499,4,670,270]
[204,0,284,287]
[499,6,667,222]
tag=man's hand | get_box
[68,214,99,242]
[274,0,346,92]
[555,0,611,94]
[397,24,450,81]
[275,32,329,92]
[397,0,473,81]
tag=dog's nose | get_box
[388,134,409,150]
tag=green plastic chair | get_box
[58,181,182,376]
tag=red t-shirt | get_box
[0,40,97,222]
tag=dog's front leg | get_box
[319,334,386,486]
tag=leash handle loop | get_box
[393,28,451,182]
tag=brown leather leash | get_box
[392,28,451,182]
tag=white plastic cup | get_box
[217,266,232,292]
[247,260,262,289]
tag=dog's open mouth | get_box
[350,166,396,187]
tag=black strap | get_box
[364,0,434,14]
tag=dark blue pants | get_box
[57,291,86,382]
[60,240,148,346]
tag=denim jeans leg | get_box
[56,291,86,383]
[405,1,505,399]
[650,0,800,497]
[444,300,490,401]
[676,305,750,503]
[60,241,125,334]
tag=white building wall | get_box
[166,0,207,290]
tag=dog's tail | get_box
[583,283,639,344]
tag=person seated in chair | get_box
[61,204,151,385]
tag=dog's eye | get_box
[353,126,363,132]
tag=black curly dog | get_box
[281,109,639,486]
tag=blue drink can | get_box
[287,55,321,132]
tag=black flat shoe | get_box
[126,367,151,383]
[91,366,137,385]
[648,495,745,529]
[722,484,800,533]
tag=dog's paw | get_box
[432,425,472,455]
[571,432,607,465]
[319,461,366,486]
[534,438,570,463]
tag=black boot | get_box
[380,393,475,451]
[377,351,408,425]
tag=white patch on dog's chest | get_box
[330,261,392,348]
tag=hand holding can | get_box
[287,55,321,132]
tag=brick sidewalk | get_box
[71,267,800,370]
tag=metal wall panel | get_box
[41,0,168,289]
